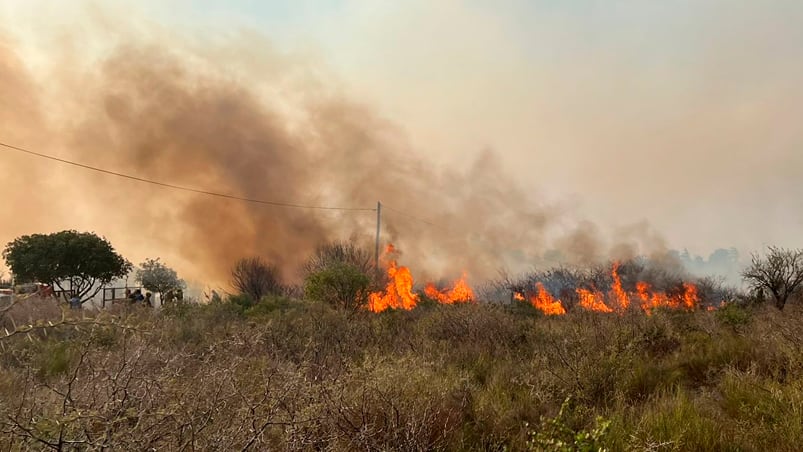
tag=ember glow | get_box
[368,244,474,313]
[516,263,704,315]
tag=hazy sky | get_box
[144,0,803,251]
[1,1,802,280]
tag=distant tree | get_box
[742,246,803,310]
[2,230,132,304]
[135,258,186,304]
[304,262,371,311]
[303,240,375,278]
[231,257,283,302]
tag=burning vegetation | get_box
[368,244,475,313]
[509,260,728,316]
[363,244,725,316]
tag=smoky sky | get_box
[1,6,763,285]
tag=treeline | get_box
[4,230,803,313]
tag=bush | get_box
[716,302,752,329]
[303,240,375,278]
[526,398,612,451]
[231,257,284,301]
[1,297,802,449]
[304,262,371,311]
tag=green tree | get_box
[135,258,186,304]
[304,262,371,311]
[2,230,132,304]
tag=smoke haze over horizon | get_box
[1,1,801,286]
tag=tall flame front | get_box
[515,262,704,316]
[368,244,475,313]
[368,259,419,312]
[368,249,708,315]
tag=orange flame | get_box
[610,262,630,311]
[424,273,474,304]
[368,244,475,312]
[681,282,699,309]
[513,262,708,315]
[530,283,567,315]
[577,288,614,313]
[368,259,419,313]
[635,280,699,314]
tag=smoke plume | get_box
[0,21,671,285]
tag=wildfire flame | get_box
[424,273,475,304]
[369,246,708,315]
[515,262,705,315]
[368,259,418,313]
[368,244,474,312]
[528,283,567,315]
[610,262,630,310]
[577,288,614,313]
[635,280,700,315]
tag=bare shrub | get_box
[1,290,803,450]
[742,246,803,310]
[231,257,283,302]
[303,240,375,278]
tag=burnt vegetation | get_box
[1,242,802,450]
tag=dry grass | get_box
[0,297,801,450]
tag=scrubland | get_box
[1,295,801,451]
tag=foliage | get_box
[527,398,611,452]
[715,302,751,329]
[231,257,283,302]
[2,230,131,303]
[304,262,371,311]
[135,258,185,301]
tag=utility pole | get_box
[375,201,381,272]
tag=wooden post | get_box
[374,201,381,273]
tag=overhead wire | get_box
[381,203,451,232]
[0,141,468,231]
[0,141,376,212]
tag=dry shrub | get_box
[0,299,802,450]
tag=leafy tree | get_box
[231,257,283,303]
[742,246,803,310]
[135,258,186,304]
[2,230,132,304]
[304,262,371,311]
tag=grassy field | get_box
[0,296,801,450]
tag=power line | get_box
[381,203,450,231]
[0,141,376,212]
